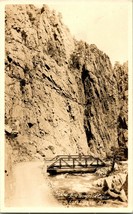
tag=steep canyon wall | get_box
[5,5,128,162]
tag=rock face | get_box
[114,62,128,159]
[5,4,128,162]
[93,170,128,202]
[102,173,128,202]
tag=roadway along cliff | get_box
[5,161,63,207]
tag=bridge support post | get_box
[72,158,75,168]
[85,159,87,167]
[59,159,62,168]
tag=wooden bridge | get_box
[46,155,107,175]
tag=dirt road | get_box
[5,161,62,207]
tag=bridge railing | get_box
[45,154,98,161]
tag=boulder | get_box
[5,124,12,133]
[102,173,128,201]
[114,162,119,171]
[106,188,127,202]
[122,174,128,196]
[119,189,127,202]
[103,177,112,191]
[107,189,120,199]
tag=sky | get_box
[38,0,131,66]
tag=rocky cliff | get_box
[5,4,128,162]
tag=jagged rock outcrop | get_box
[5,4,128,162]
[70,41,120,157]
[114,62,128,159]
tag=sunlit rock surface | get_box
[5,4,128,162]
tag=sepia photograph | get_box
[0,0,132,212]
